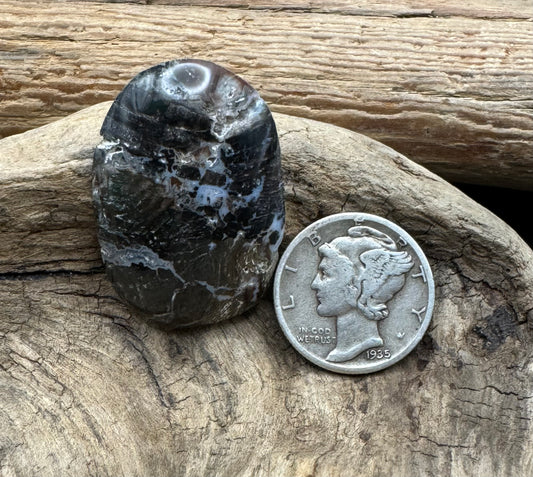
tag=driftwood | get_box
[1,102,533,476]
[0,0,532,190]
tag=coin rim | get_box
[273,212,435,375]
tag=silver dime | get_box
[273,213,435,374]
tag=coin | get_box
[273,213,435,374]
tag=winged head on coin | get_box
[311,226,414,363]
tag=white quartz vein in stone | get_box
[194,281,233,301]
[100,241,185,283]
[210,91,266,142]
[266,212,285,253]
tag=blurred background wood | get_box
[0,0,532,192]
[1,103,533,477]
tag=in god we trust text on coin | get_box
[273,213,435,374]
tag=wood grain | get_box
[0,0,532,189]
[28,0,533,19]
[1,103,532,476]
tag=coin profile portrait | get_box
[274,212,434,375]
[311,226,414,363]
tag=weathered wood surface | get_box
[23,0,533,17]
[1,103,533,476]
[0,0,532,189]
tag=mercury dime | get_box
[274,212,434,374]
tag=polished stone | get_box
[93,59,284,328]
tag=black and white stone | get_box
[93,59,284,328]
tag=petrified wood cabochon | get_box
[93,60,284,328]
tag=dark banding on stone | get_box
[93,59,284,328]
